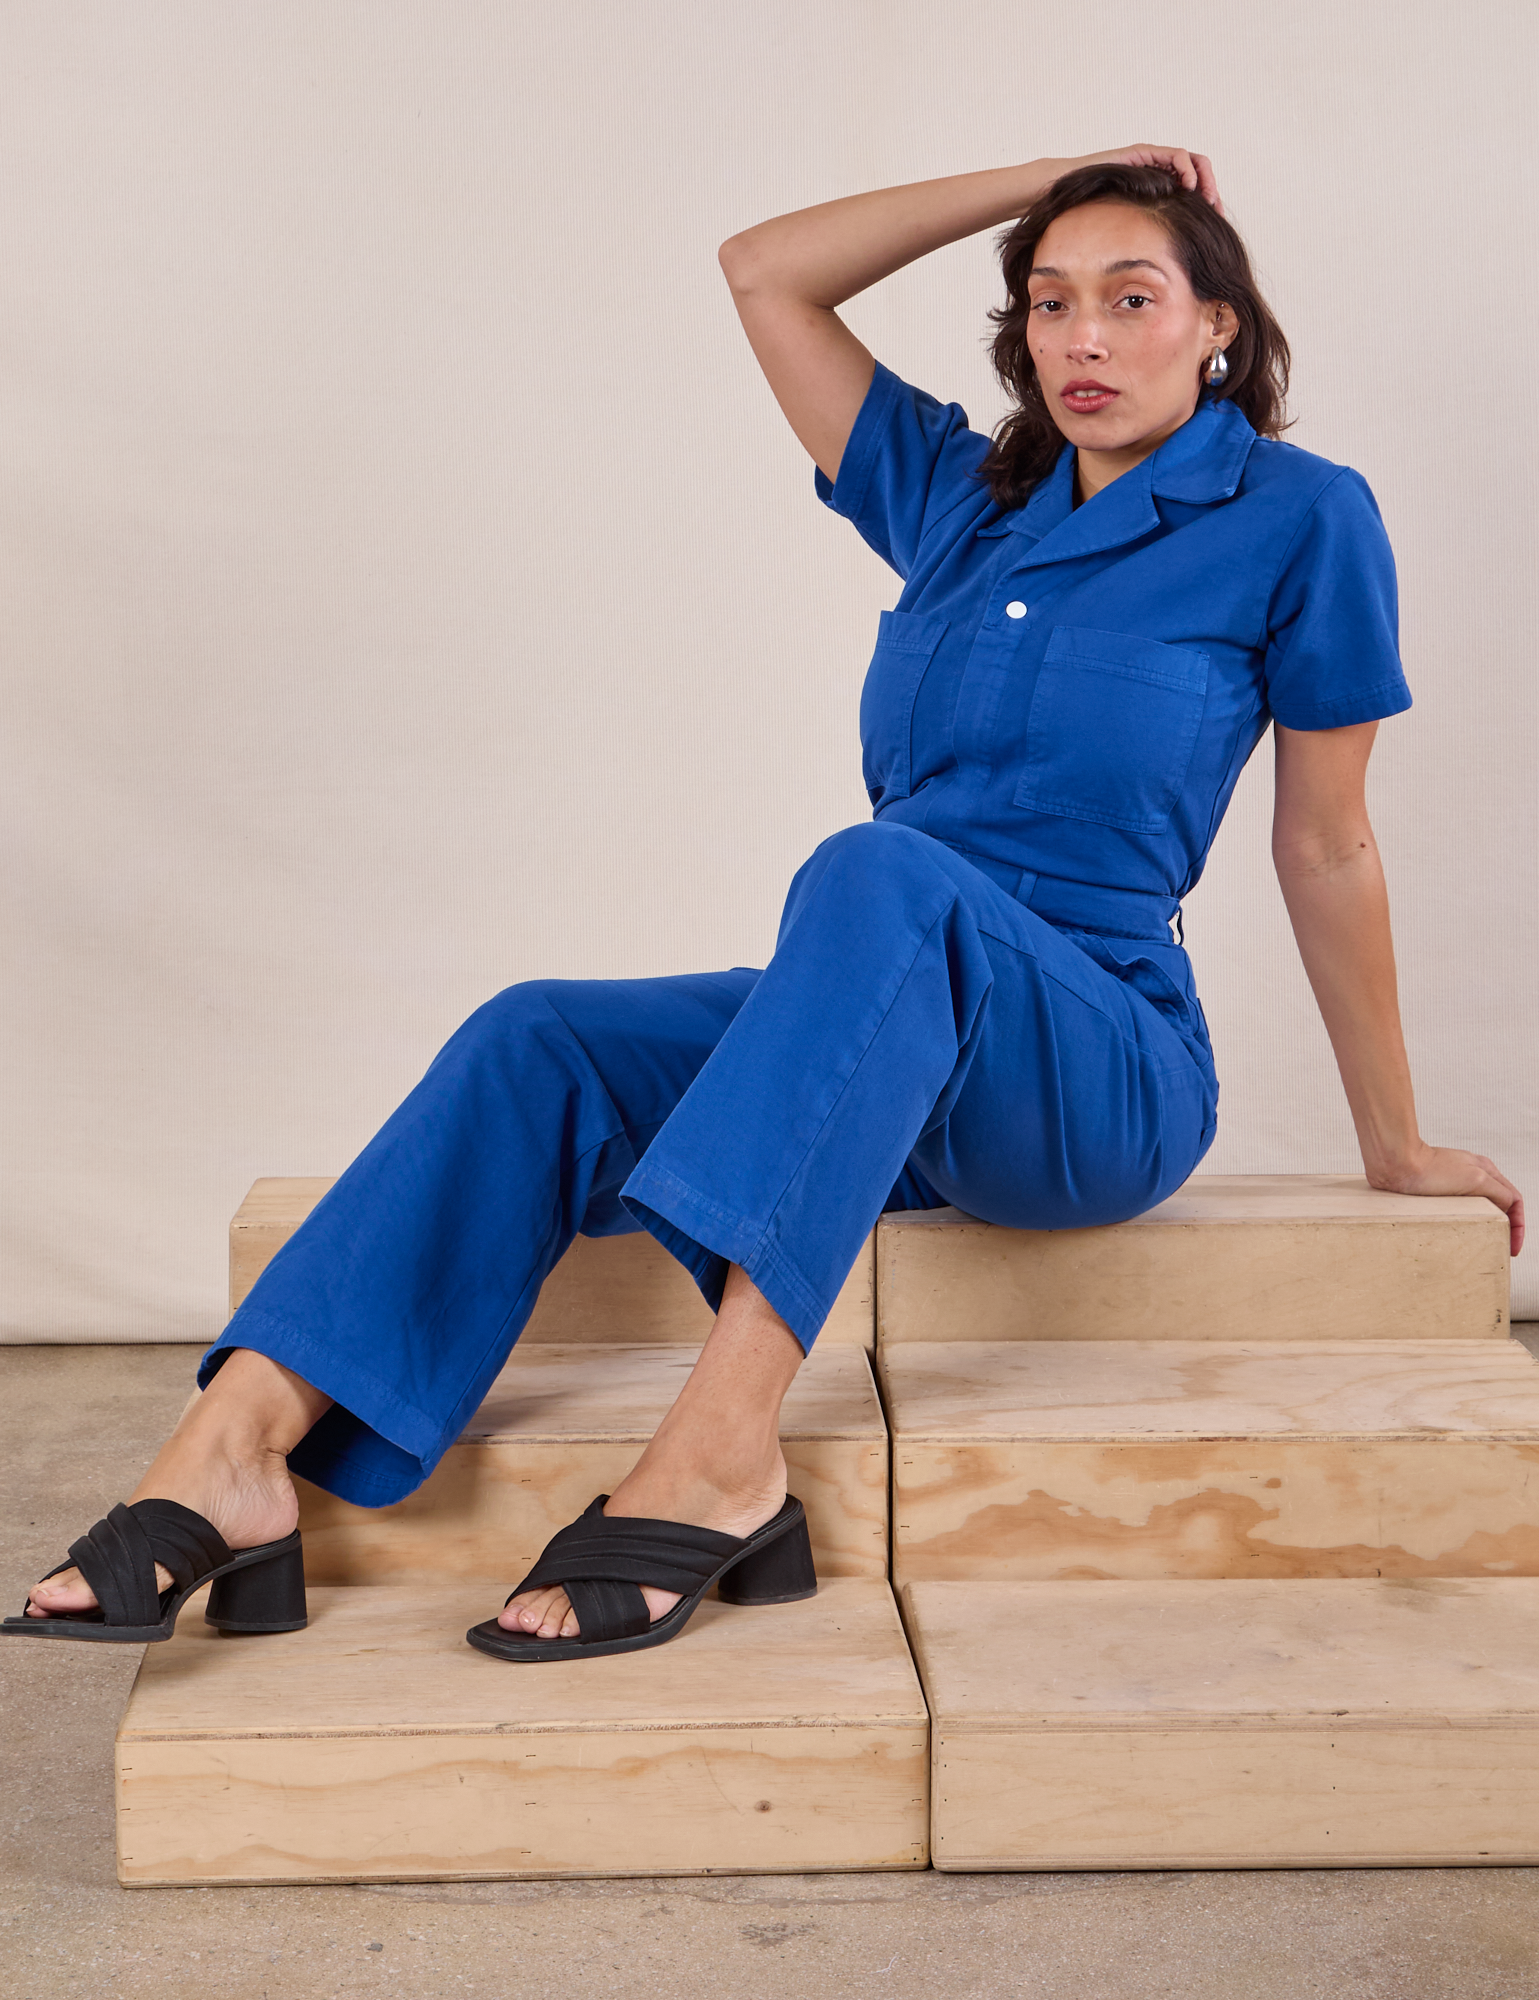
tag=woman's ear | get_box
[1209,300,1239,350]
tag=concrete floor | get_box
[6,1343,1539,2000]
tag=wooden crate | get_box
[883,1338,1539,1586]
[298,1341,888,1583]
[116,1579,928,1885]
[908,1577,1539,1869]
[877,1175,1509,1345]
[231,1177,874,1346]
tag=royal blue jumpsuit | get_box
[202,362,1413,1508]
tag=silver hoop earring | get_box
[1205,347,1229,387]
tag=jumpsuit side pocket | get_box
[859,608,950,808]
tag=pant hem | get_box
[200,1308,444,1466]
[620,1162,830,1352]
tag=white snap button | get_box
[1005,600,1028,619]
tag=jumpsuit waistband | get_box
[937,843,1181,944]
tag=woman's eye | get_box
[1120,293,1154,309]
[1030,299,1066,314]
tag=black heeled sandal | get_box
[466,1493,817,1662]
[1,1498,308,1643]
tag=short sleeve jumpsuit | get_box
[202,364,1413,1508]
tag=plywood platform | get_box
[298,1341,889,1583]
[190,1169,1528,1882]
[907,1577,1539,1869]
[877,1175,1510,1344]
[884,1338,1539,1584]
[116,1579,928,1885]
[231,1178,874,1344]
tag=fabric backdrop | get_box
[4,0,1535,1339]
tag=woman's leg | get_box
[29,1274,801,1624]
[508,824,1219,1639]
[29,968,765,1616]
[31,822,1214,1625]
[27,1353,333,1615]
[203,969,767,1510]
[503,1262,802,1637]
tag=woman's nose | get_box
[1069,325,1109,362]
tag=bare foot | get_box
[25,1446,299,1618]
[497,1450,789,1640]
[25,1351,328,1619]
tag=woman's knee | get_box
[813,820,938,880]
[433,978,578,1073]
[781,821,949,932]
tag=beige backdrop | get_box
[3,1,1535,1340]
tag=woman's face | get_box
[1026,202,1235,460]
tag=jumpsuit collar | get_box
[981,393,1259,568]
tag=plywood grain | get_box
[928,1728,1539,1870]
[881,1338,1539,1439]
[231,1178,874,1345]
[885,1340,1539,1584]
[877,1175,1510,1344]
[116,1579,928,1884]
[298,1342,888,1582]
[908,1577,1539,1868]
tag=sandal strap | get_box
[68,1507,155,1628]
[511,1497,747,1604]
[63,1499,232,1629]
[561,1577,653,1644]
[132,1498,233,1591]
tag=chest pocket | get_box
[859,608,949,807]
[1014,625,1209,836]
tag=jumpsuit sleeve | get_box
[1262,466,1414,729]
[814,359,992,580]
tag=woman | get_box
[11,144,1524,1659]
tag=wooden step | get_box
[906,1576,1539,1869]
[115,1578,928,1885]
[231,1178,874,1345]
[877,1175,1509,1344]
[297,1341,888,1584]
[883,1338,1539,1587]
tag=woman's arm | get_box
[717,146,1221,487]
[1271,719,1524,1255]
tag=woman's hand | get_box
[1368,1143,1525,1258]
[1077,145,1224,215]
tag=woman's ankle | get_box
[614,1428,787,1512]
[183,1349,332,1459]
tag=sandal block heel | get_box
[205,1537,309,1634]
[716,1511,818,1606]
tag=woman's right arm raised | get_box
[718,147,1221,486]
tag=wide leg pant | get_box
[201,823,1219,1506]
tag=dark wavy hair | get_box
[975,163,1291,510]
